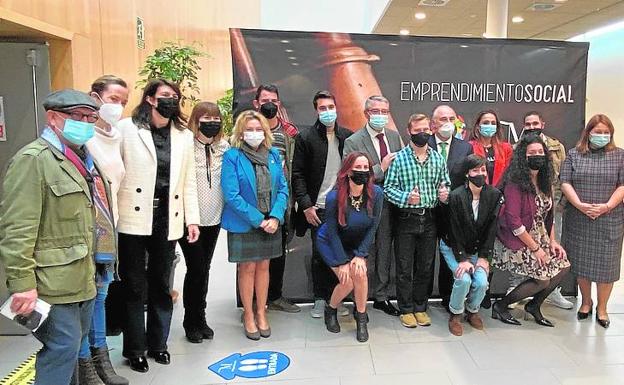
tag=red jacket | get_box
[278,117,299,138]
[470,140,513,187]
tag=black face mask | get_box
[527,155,546,170]
[468,174,486,188]
[350,170,369,186]
[523,128,542,137]
[155,97,180,119]
[199,121,221,138]
[410,132,431,147]
[259,102,278,119]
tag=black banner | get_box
[230,29,587,300]
[231,28,588,149]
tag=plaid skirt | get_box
[227,227,283,263]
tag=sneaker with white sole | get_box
[545,287,574,309]
[311,299,325,318]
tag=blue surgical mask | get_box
[369,114,388,131]
[319,110,337,126]
[589,133,610,149]
[479,124,497,138]
[62,119,95,145]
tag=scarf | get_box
[240,143,272,214]
[41,128,116,266]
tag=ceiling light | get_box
[512,16,524,23]
[280,40,290,44]
[415,12,427,20]
[460,45,469,48]
[399,29,410,35]
[389,43,398,46]
[291,62,299,66]
[284,49,294,53]
[288,56,297,60]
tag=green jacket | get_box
[0,138,103,305]
[544,134,566,207]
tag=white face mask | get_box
[438,122,455,139]
[98,103,124,126]
[243,131,265,148]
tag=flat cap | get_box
[43,89,99,111]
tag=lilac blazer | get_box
[497,182,553,250]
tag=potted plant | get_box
[137,41,207,107]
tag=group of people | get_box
[0,77,623,385]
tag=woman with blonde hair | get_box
[221,110,289,340]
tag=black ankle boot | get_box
[78,357,105,385]
[354,310,369,342]
[90,346,129,385]
[524,300,554,327]
[324,303,340,333]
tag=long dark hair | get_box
[132,78,187,129]
[501,134,552,195]
[469,109,504,145]
[336,152,375,227]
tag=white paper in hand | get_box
[0,295,51,332]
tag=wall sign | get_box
[209,351,290,380]
[136,17,145,49]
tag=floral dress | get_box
[494,192,570,280]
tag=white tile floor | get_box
[2,231,624,384]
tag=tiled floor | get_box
[2,232,624,384]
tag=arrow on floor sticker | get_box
[208,351,290,380]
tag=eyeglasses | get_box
[55,110,99,123]
[367,109,389,115]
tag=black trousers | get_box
[309,209,338,301]
[118,214,176,358]
[178,224,221,329]
[429,240,454,304]
[394,209,438,314]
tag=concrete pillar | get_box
[485,0,508,38]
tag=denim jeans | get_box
[439,240,488,314]
[78,279,110,358]
[393,209,437,314]
[33,299,95,385]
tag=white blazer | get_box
[116,117,200,240]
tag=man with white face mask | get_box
[343,95,404,317]
[428,105,473,313]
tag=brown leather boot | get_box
[448,313,463,336]
[465,312,484,330]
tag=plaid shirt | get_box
[384,145,450,208]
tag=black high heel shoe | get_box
[491,301,521,325]
[577,301,593,320]
[596,313,610,329]
[524,301,554,327]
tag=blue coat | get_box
[221,147,289,233]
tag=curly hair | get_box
[501,134,552,195]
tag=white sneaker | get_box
[545,287,574,309]
[338,303,350,317]
[311,299,325,318]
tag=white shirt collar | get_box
[366,123,385,138]
[435,134,452,146]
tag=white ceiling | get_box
[373,0,624,40]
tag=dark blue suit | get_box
[427,135,474,306]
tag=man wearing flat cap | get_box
[0,89,116,385]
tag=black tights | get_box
[498,266,570,308]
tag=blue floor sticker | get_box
[208,351,290,380]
